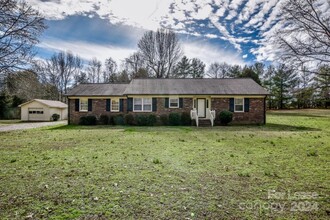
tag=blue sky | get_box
[28,0,289,68]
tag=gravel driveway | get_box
[0,121,67,132]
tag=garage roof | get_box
[19,99,68,108]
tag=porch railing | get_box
[190,109,198,127]
[207,109,216,127]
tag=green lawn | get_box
[0,110,329,219]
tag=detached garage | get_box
[19,99,68,121]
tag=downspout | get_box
[263,96,266,125]
[68,98,71,125]
[126,95,129,113]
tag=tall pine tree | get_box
[273,64,298,109]
[190,58,205,78]
[174,56,191,78]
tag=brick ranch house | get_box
[66,78,269,126]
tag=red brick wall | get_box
[125,98,193,116]
[211,98,265,124]
[155,98,192,115]
[69,97,265,125]
[68,98,127,124]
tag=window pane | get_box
[235,105,243,111]
[134,98,142,111]
[134,105,142,111]
[169,98,178,107]
[235,98,243,105]
[143,104,152,111]
[134,98,142,105]
[112,100,119,111]
[143,98,151,104]
[80,99,88,111]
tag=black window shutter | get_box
[179,98,183,108]
[127,98,133,112]
[152,98,157,112]
[165,98,169,108]
[244,98,250,112]
[119,99,124,112]
[75,99,79,111]
[106,99,111,111]
[229,98,234,112]
[88,99,92,111]
[206,100,209,108]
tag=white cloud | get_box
[27,0,294,63]
[38,38,136,64]
[190,3,213,20]
[204,33,218,39]
[182,41,246,68]
[28,0,174,30]
[242,54,248,59]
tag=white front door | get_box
[197,99,206,118]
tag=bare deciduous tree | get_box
[124,52,149,79]
[33,51,82,101]
[138,28,182,78]
[275,0,330,68]
[87,58,102,83]
[6,70,57,101]
[207,62,231,78]
[104,57,117,83]
[0,0,46,75]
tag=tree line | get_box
[0,0,329,118]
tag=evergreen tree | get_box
[273,64,299,109]
[240,66,261,85]
[263,65,276,109]
[174,56,191,78]
[190,58,205,78]
[315,65,330,108]
[295,66,314,108]
[228,65,242,78]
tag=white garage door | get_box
[28,108,45,121]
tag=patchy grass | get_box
[0,110,329,219]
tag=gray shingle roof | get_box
[66,79,269,96]
[124,78,269,95]
[66,83,128,96]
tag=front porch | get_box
[190,97,216,127]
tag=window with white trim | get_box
[169,98,179,108]
[234,98,244,112]
[133,98,152,112]
[111,99,119,112]
[80,99,88,111]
